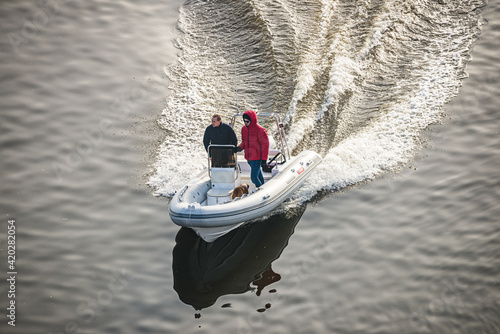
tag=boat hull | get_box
[169,150,322,241]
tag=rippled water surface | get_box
[0,0,499,333]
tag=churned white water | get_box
[148,0,485,201]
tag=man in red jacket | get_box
[235,110,270,187]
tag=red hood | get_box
[239,109,269,161]
[243,110,258,126]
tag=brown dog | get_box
[230,183,249,200]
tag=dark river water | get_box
[1,0,499,333]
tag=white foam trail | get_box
[149,0,482,202]
[284,1,390,151]
[290,59,460,204]
[318,55,360,119]
[283,0,336,151]
[148,8,234,196]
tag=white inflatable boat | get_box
[169,113,322,242]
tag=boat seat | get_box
[208,167,239,205]
[207,189,231,205]
[207,189,231,197]
[210,167,238,190]
[211,168,235,184]
[268,149,281,157]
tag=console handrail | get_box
[207,144,237,178]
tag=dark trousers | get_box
[248,160,264,187]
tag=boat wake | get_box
[148,0,485,205]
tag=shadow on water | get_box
[172,205,306,311]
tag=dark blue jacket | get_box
[203,122,237,152]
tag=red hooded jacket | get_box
[238,110,269,161]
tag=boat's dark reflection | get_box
[172,205,306,310]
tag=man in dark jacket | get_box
[203,114,238,154]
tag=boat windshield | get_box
[210,145,236,168]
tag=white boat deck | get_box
[236,151,280,192]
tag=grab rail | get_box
[178,185,188,202]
